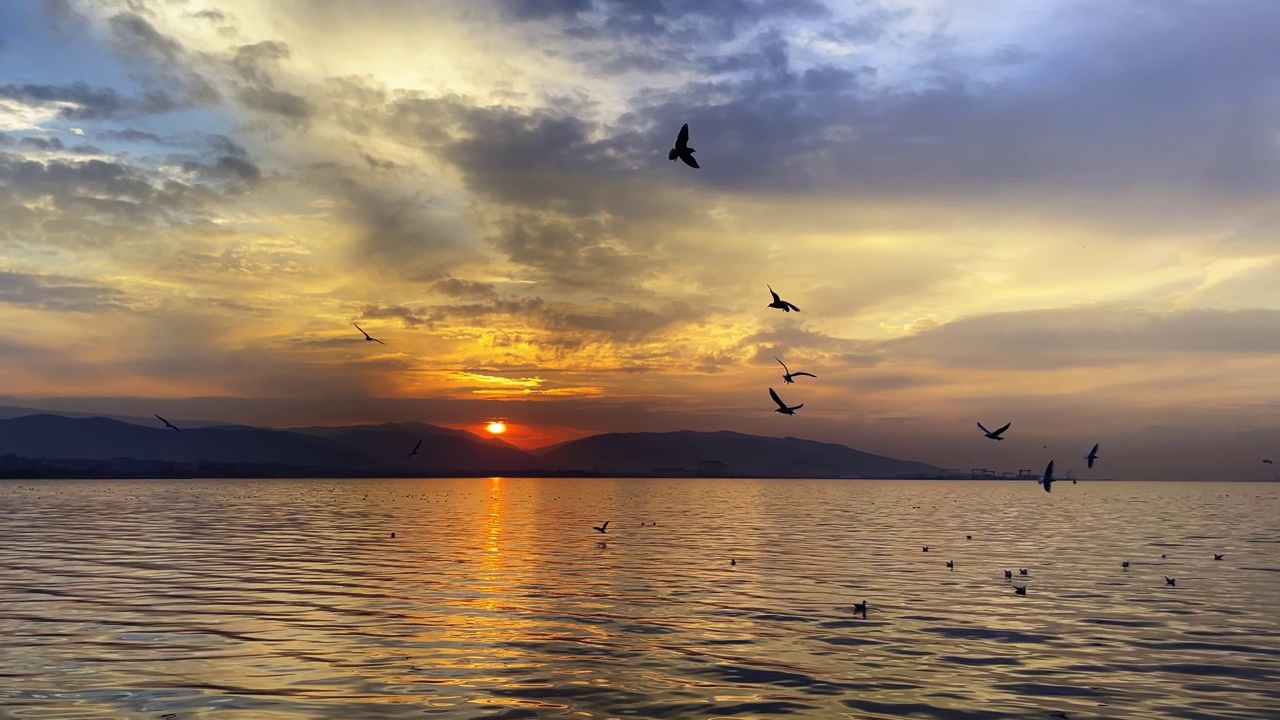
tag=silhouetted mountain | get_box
[0,414,376,469]
[308,422,535,473]
[289,421,521,451]
[536,430,939,478]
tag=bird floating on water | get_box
[1019,568,1029,576]
[593,520,609,533]
[390,532,396,538]
[769,387,803,415]
[406,439,422,458]
[966,534,972,540]
[1014,585,1027,595]
[977,421,1010,440]
[852,600,867,619]
[1214,553,1224,561]
[1122,561,1130,569]
[1165,576,1176,587]
[354,323,385,345]
[776,357,816,384]
[922,546,930,552]
[730,558,736,566]
[1037,460,1056,493]
[668,123,699,169]
[946,560,954,571]
[1085,443,1099,469]
[1004,570,1013,579]
[767,285,800,313]
[154,414,182,433]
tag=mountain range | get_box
[0,408,940,479]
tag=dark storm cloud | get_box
[493,214,648,290]
[624,0,1280,200]
[238,86,313,121]
[0,271,133,312]
[0,82,180,119]
[881,306,1280,371]
[180,155,262,182]
[100,129,164,144]
[501,0,828,40]
[433,278,497,299]
[105,12,222,105]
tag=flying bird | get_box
[406,439,422,458]
[776,357,816,384]
[668,123,699,168]
[766,285,800,313]
[1037,460,1056,493]
[769,387,803,415]
[977,421,1011,440]
[154,414,182,433]
[1085,443,1100,469]
[1264,459,1273,464]
[353,324,385,345]
[593,520,609,534]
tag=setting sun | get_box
[485,421,507,435]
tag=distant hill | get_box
[535,430,939,478]
[0,413,938,479]
[293,422,536,473]
[0,414,376,470]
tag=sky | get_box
[1,0,1279,479]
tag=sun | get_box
[485,420,507,435]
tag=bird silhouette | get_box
[775,357,816,384]
[946,560,954,571]
[593,520,609,533]
[922,546,930,552]
[1165,576,1176,587]
[1019,568,1029,576]
[766,285,800,312]
[1004,569,1013,579]
[966,534,972,540]
[668,123,698,168]
[1264,459,1273,464]
[1085,443,1099,469]
[154,414,182,433]
[730,558,736,566]
[1014,585,1027,595]
[769,387,803,415]
[1214,553,1224,561]
[852,600,868,619]
[1121,561,1130,570]
[390,531,396,538]
[977,421,1010,440]
[1037,460,1056,493]
[406,439,422,458]
[353,323,385,344]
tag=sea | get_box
[1,477,1278,719]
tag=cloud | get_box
[0,82,181,119]
[433,277,497,299]
[0,270,134,312]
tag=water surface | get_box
[2,478,1278,719]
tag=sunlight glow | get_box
[485,421,507,435]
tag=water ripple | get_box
[2,478,1278,718]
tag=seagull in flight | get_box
[776,357,816,384]
[977,421,1010,440]
[154,414,182,433]
[767,285,800,313]
[353,323,385,345]
[406,439,422,458]
[769,387,803,415]
[1264,459,1273,464]
[593,520,609,534]
[1083,443,1100,469]
[668,123,699,168]
[1037,460,1056,493]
